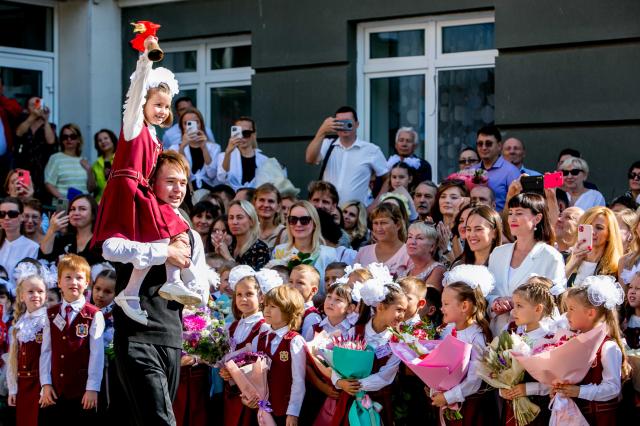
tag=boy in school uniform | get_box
[289,264,322,341]
[39,254,105,423]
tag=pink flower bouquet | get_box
[181,303,229,365]
[512,323,607,426]
[224,351,276,426]
[446,169,489,191]
[390,333,472,423]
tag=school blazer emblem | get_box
[76,323,89,338]
[35,332,43,344]
[279,350,289,362]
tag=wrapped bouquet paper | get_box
[322,336,380,426]
[224,351,275,426]
[390,333,472,424]
[477,331,539,426]
[513,323,607,426]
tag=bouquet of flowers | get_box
[477,331,539,426]
[446,169,489,191]
[269,247,318,271]
[321,336,380,426]
[182,300,230,365]
[224,349,275,426]
[389,319,438,356]
[390,333,472,423]
[625,347,640,392]
[513,324,607,426]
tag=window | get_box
[163,35,254,144]
[0,1,56,123]
[358,14,497,180]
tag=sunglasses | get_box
[476,141,494,148]
[628,172,640,180]
[458,158,479,165]
[0,210,20,219]
[288,215,312,226]
[61,133,79,141]
[241,130,254,138]
[562,169,583,176]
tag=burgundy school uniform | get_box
[575,336,620,426]
[47,302,99,400]
[223,318,265,426]
[92,125,188,245]
[15,330,44,426]
[330,324,394,426]
[173,363,210,426]
[256,329,300,423]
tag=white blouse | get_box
[227,311,269,351]
[578,339,622,401]
[0,235,39,291]
[215,149,269,191]
[317,317,354,339]
[440,323,485,404]
[168,141,221,189]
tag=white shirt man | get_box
[305,107,388,205]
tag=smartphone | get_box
[34,98,42,110]
[521,176,544,194]
[55,198,69,213]
[16,169,31,187]
[186,120,198,135]
[335,119,354,131]
[577,224,593,250]
[230,125,243,139]
[543,171,564,189]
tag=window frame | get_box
[162,35,254,131]
[357,12,497,181]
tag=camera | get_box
[335,119,354,131]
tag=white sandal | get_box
[115,292,149,325]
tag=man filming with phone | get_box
[305,106,388,205]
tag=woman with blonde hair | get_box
[565,206,623,287]
[615,208,638,255]
[559,156,605,210]
[399,221,445,290]
[272,201,336,293]
[618,211,640,285]
[341,200,369,250]
[216,199,270,269]
[252,183,286,249]
[355,202,409,276]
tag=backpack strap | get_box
[318,137,338,180]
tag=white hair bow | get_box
[443,264,495,297]
[228,265,257,291]
[581,275,624,311]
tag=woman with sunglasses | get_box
[44,124,96,200]
[272,201,337,293]
[168,107,221,190]
[216,200,270,270]
[457,147,481,171]
[559,156,605,210]
[355,202,410,277]
[40,194,104,266]
[216,116,269,191]
[0,197,39,290]
[91,129,118,202]
[625,160,640,203]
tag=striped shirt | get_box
[44,152,88,195]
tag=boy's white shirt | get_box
[301,300,322,341]
[39,296,105,392]
[250,325,306,417]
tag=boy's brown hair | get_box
[264,286,305,331]
[152,150,190,182]
[397,276,427,300]
[57,254,91,283]
[291,264,320,287]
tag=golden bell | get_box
[146,39,164,62]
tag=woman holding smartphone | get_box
[216,116,269,191]
[168,107,221,190]
[565,206,623,287]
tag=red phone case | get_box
[543,171,563,189]
[18,169,31,187]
